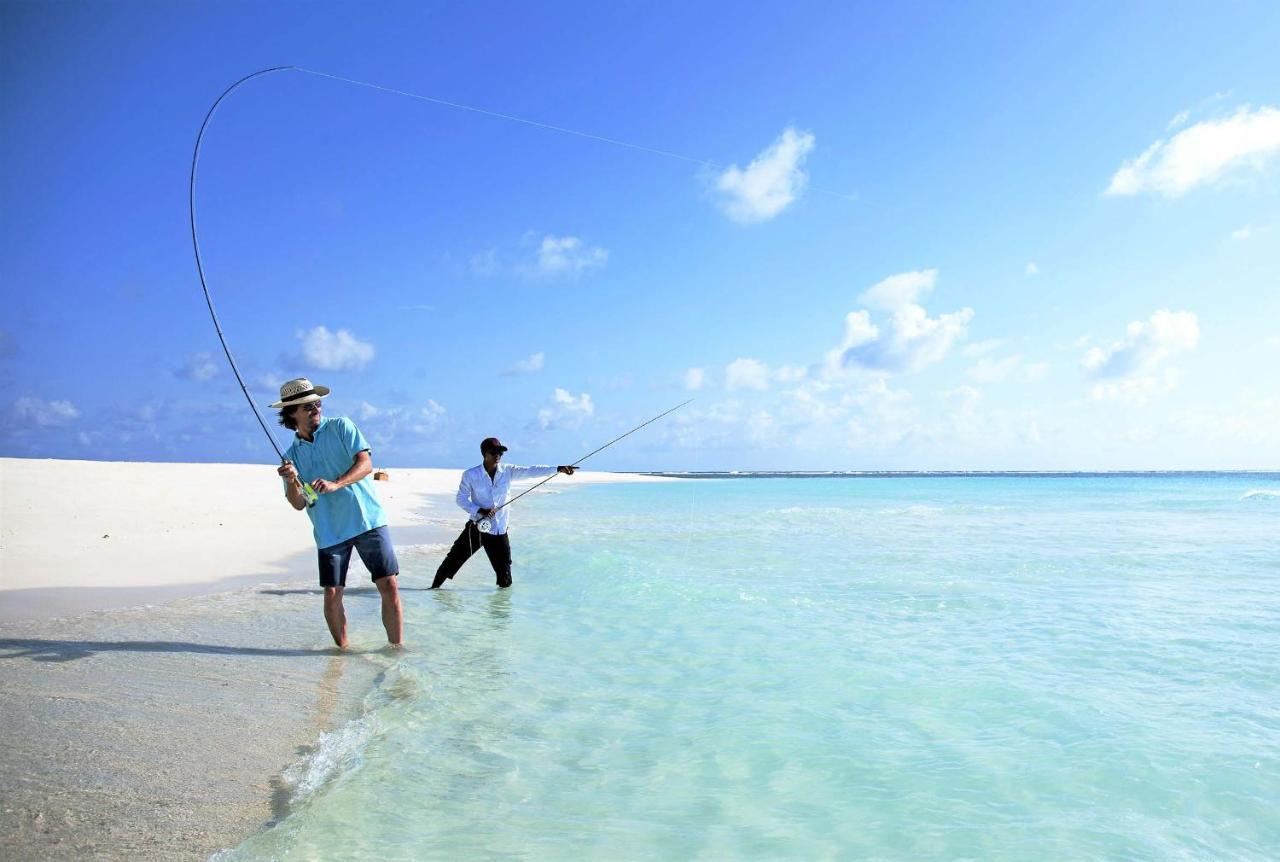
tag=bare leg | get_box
[376,575,403,646]
[323,586,348,649]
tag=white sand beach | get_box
[0,457,672,860]
[0,457,666,622]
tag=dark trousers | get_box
[434,521,513,587]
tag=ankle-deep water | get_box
[219,475,1280,860]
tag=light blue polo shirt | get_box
[283,416,388,550]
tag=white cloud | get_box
[257,372,287,393]
[297,326,376,372]
[176,352,219,381]
[966,355,1024,383]
[683,367,707,391]
[11,396,79,427]
[351,399,447,438]
[966,355,1046,384]
[1232,224,1270,241]
[411,400,447,434]
[714,127,815,223]
[943,384,983,412]
[1167,109,1191,131]
[827,270,973,375]
[1081,310,1199,378]
[1091,368,1182,404]
[858,269,937,311]
[538,388,595,429]
[963,339,1005,358]
[536,235,608,277]
[774,364,807,383]
[503,352,545,376]
[1025,262,1039,276]
[1023,362,1049,382]
[725,358,771,390]
[1106,105,1280,197]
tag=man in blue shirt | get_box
[431,437,575,589]
[272,378,402,649]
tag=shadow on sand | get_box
[0,638,354,663]
[258,587,435,597]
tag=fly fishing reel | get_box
[477,517,495,534]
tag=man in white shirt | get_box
[431,437,576,589]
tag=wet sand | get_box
[0,588,389,859]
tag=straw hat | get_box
[270,377,331,408]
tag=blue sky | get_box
[3,1,1279,470]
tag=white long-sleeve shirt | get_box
[455,463,558,535]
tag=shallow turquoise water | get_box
[222,476,1280,860]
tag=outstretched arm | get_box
[506,463,568,480]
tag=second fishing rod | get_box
[474,399,692,534]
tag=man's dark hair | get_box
[277,406,299,430]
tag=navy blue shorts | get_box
[317,526,399,588]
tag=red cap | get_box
[480,437,508,454]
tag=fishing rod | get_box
[189,66,320,506]
[476,399,693,534]
[190,65,698,508]
[189,64,766,503]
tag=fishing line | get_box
[190,66,849,471]
[190,66,780,508]
[475,398,693,534]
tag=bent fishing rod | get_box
[189,67,324,506]
[476,399,693,534]
[190,65,734,505]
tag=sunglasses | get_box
[294,402,323,413]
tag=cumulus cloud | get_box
[1106,105,1280,197]
[1081,310,1199,378]
[1090,369,1182,404]
[714,127,815,223]
[963,339,1005,358]
[1231,224,1270,241]
[966,355,1024,383]
[351,399,447,439]
[297,326,375,372]
[503,352,545,376]
[11,396,79,427]
[1023,362,1049,382]
[826,269,973,375]
[774,364,807,383]
[411,400,447,434]
[725,358,771,391]
[683,367,707,391]
[538,388,594,429]
[176,352,219,381]
[858,269,937,311]
[536,236,608,277]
